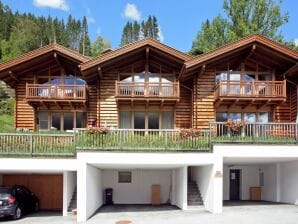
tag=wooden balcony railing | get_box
[115,81,180,98]
[26,84,87,101]
[215,80,286,98]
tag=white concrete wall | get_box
[192,157,223,213]
[77,164,103,223]
[174,167,187,210]
[223,165,259,200]
[102,170,171,204]
[193,165,213,210]
[259,164,277,202]
[63,171,77,216]
[280,161,298,205]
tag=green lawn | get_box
[0,114,14,132]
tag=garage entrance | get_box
[223,158,298,204]
[1,174,63,210]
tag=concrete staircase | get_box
[187,181,203,206]
[68,187,77,212]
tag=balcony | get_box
[26,84,87,103]
[215,80,286,107]
[115,81,180,103]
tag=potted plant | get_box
[225,119,245,136]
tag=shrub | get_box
[0,98,14,115]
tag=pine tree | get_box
[79,16,91,56]
[91,36,111,57]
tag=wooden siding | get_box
[2,174,63,210]
[99,73,118,127]
[175,84,192,128]
[274,85,296,122]
[15,75,35,130]
[193,70,216,129]
[87,82,99,126]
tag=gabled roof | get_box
[80,38,192,71]
[185,34,298,69]
[0,43,90,72]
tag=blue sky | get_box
[2,0,298,52]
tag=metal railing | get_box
[75,128,210,151]
[210,122,298,144]
[215,80,286,98]
[115,82,180,98]
[26,84,87,101]
[0,133,75,156]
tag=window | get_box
[118,171,131,183]
[37,112,86,131]
[38,112,49,130]
[120,111,174,129]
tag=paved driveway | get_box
[0,212,75,224]
[87,202,298,224]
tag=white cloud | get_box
[124,3,141,21]
[96,27,101,35]
[33,0,69,11]
[158,26,164,42]
[294,38,298,47]
[87,17,95,24]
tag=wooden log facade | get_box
[0,35,297,132]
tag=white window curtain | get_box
[162,112,174,129]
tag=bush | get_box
[0,98,14,115]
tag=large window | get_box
[37,111,87,131]
[216,112,272,123]
[119,111,174,129]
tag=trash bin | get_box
[105,188,113,205]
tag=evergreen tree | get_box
[91,36,111,57]
[79,16,91,56]
[191,0,290,54]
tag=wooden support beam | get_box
[242,99,256,110]
[214,99,223,107]
[146,47,149,62]
[228,99,239,110]
[53,52,61,66]
[282,63,298,78]
[257,99,272,110]
[178,64,186,80]
[244,44,256,61]
[97,67,103,79]
[8,71,18,81]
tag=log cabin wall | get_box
[87,81,99,126]
[192,69,216,129]
[99,73,118,127]
[175,83,192,128]
[274,85,296,122]
[15,74,35,130]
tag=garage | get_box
[1,174,63,211]
[223,158,298,204]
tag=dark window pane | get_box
[148,112,159,129]
[216,113,228,122]
[51,113,61,130]
[64,113,74,131]
[134,112,145,129]
[38,112,48,130]
[76,112,87,128]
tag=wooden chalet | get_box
[0,34,297,132]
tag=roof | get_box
[0,43,91,73]
[185,34,298,69]
[80,38,192,71]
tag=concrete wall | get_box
[63,171,77,216]
[77,164,103,223]
[193,165,213,210]
[102,170,171,204]
[280,161,298,205]
[259,164,277,202]
[223,165,259,200]
[174,167,187,210]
